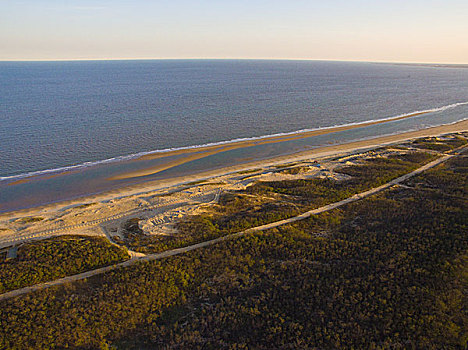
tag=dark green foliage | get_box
[0,154,466,349]
[122,214,221,254]
[0,235,129,293]
[119,151,437,254]
[407,154,468,197]
[411,136,467,152]
[215,200,300,232]
[336,151,436,187]
[413,142,453,152]
[248,151,436,204]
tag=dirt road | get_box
[0,153,454,302]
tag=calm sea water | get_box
[1,60,468,211]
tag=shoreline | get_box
[111,110,431,180]
[6,100,467,183]
[1,119,467,219]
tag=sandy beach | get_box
[0,119,466,247]
[1,119,467,222]
[110,110,431,180]
[0,118,466,251]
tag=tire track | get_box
[0,153,454,302]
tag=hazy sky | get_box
[1,0,467,63]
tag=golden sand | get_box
[110,111,430,180]
[2,119,467,221]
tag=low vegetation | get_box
[0,152,466,349]
[278,166,311,175]
[249,151,436,201]
[237,168,262,174]
[275,162,299,168]
[411,135,467,152]
[74,202,97,209]
[117,150,437,254]
[14,216,44,224]
[185,180,208,186]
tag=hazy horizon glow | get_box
[1,0,468,63]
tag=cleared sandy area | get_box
[0,120,467,249]
[0,151,459,302]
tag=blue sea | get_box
[1,60,468,211]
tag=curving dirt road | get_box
[0,153,455,302]
[0,188,221,249]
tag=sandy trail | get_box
[1,121,467,250]
[0,150,460,302]
[1,120,467,224]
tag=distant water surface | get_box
[1,60,468,211]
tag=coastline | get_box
[1,119,467,220]
[5,100,467,183]
[109,111,432,180]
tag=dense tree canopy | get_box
[0,150,466,349]
[121,149,437,254]
[0,236,129,293]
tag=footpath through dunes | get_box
[0,150,460,302]
[0,186,221,250]
[2,119,468,217]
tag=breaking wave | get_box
[1,101,467,182]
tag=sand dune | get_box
[1,119,467,225]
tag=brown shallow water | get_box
[110,111,430,180]
[1,119,467,216]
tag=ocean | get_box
[1,60,468,211]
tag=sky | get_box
[1,0,467,63]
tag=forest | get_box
[120,149,437,254]
[0,147,466,349]
[0,235,129,293]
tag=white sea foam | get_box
[1,101,467,182]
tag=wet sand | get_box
[111,111,430,180]
[1,119,467,220]
[7,170,81,186]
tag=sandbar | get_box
[1,119,467,221]
[110,111,430,180]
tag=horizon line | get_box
[0,57,467,65]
